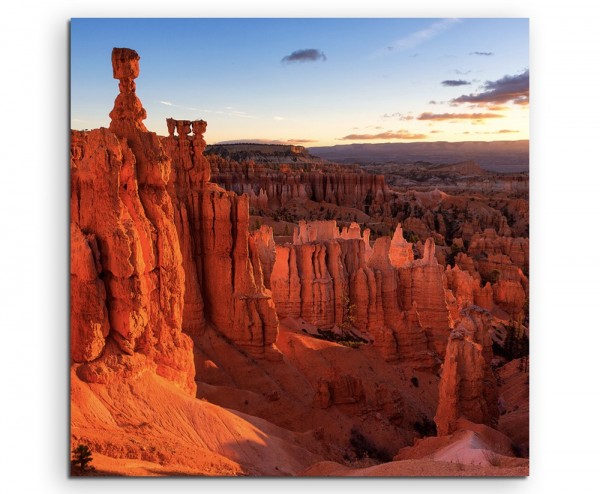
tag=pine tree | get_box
[71,444,94,473]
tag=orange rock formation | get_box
[70,47,527,477]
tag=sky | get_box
[71,18,529,146]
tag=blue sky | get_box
[71,18,529,146]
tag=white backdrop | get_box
[1,1,598,492]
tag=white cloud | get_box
[385,19,461,53]
[274,116,285,121]
[159,100,173,106]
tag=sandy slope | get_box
[301,420,529,477]
[71,367,321,476]
[300,458,528,477]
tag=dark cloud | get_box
[470,51,494,56]
[339,130,427,141]
[452,70,529,106]
[441,79,471,87]
[281,49,327,64]
[418,112,504,121]
[382,112,414,121]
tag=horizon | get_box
[71,18,529,147]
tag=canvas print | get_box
[70,18,529,476]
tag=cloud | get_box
[441,79,470,87]
[287,139,318,143]
[465,129,520,135]
[452,70,529,106]
[273,116,285,121]
[339,130,427,141]
[430,130,442,134]
[418,112,504,121]
[382,112,414,121]
[229,111,256,119]
[281,49,326,64]
[384,18,461,53]
[159,100,210,112]
[455,69,472,75]
[470,51,494,56]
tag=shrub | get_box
[349,428,392,462]
[413,416,437,437]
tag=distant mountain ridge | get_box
[308,140,529,173]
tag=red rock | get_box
[468,228,529,270]
[211,156,390,214]
[389,223,414,268]
[195,187,281,360]
[435,308,499,435]
[250,225,277,289]
[108,48,147,135]
[71,119,195,395]
[70,224,110,362]
[397,239,453,357]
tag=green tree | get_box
[71,444,95,473]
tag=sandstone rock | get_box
[389,223,414,268]
[434,308,499,435]
[312,373,365,409]
[71,122,195,395]
[210,155,390,214]
[250,225,277,289]
[195,186,281,360]
[468,228,529,270]
[109,48,147,135]
[397,239,453,357]
[161,117,282,360]
[293,220,340,244]
[70,224,109,362]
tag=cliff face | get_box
[258,221,450,366]
[71,48,195,394]
[161,119,281,360]
[210,156,390,214]
[70,48,282,401]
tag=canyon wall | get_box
[70,47,283,403]
[161,119,281,360]
[256,221,460,366]
[210,156,390,214]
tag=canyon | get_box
[70,48,529,477]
